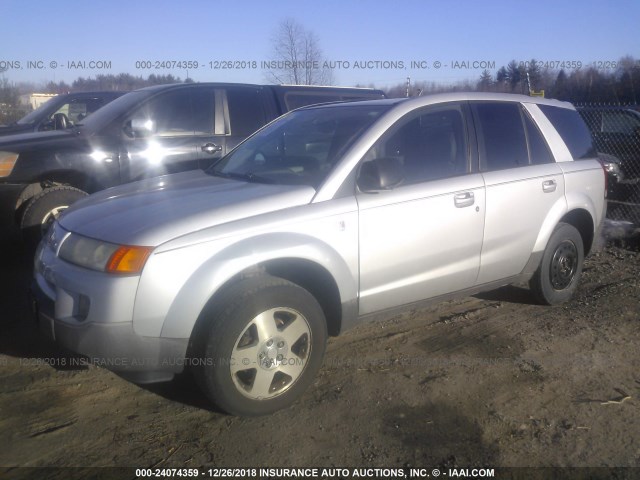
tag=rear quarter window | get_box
[539,105,597,159]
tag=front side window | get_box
[190,89,215,135]
[361,105,469,185]
[130,89,195,137]
[210,105,388,187]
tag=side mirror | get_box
[357,157,404,192]
[125,117,155,138]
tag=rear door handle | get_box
[542,180,557,193]
[201,143,222,155]
[454,191,474,208]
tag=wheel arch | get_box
[15,170,96,217]
[150,233,358,341]
[262,258,343,337]
[559,208,595,255]
[531,193,598,256]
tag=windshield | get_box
[16,96,59,124]
[210,104,388,188]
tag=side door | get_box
[121,88,201,181]
[472,101,565,284]
[357,103,485,315]
[197,86,272,170]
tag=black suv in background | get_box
[0,83,385,240]
[0,91,125,136]
[578,107,640,180]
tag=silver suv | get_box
[32,93,606,416]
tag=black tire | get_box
[20,186,88,245]
[529,222,584,305]
[192,275,327,416]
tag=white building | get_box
[19,93,57,110]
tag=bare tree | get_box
[266,18,333,85]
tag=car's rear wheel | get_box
[20,186,87,245]
[193,275,327,416]
[530,222,584,305]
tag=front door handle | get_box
[454,191,474,208]
[542,180,557,193]
[201,143,222,155]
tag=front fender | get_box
[132,226,358,339]
[162,233,357,339]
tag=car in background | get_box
[577,106,640,182]
[0,83,384,242]
[597,152,624,197]
[0,91,125,136]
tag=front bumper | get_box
[31,228,189,383]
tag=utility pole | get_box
[406,77,410,98]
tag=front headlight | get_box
[0,152,19,177]
[59,234,153,274]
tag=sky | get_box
[2,0,639,89]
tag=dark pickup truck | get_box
[0,91,124,137]
[0,83,384,239]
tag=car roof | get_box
[301,92,574,110]
[135,82,385,94]
[58,91,126,97]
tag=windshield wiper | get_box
[209,170,274,184]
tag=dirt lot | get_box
[0,226,639,476]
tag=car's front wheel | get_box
[193,275,327,416]
[530,222,584,305]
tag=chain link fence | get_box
[577,105,640,228]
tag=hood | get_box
[0,123,34,136]
[59,170,316,246]
[0,128,78,148]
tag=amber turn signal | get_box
[106,246,153,274]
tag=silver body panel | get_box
[33,93,606,378]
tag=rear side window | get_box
[473,102,529,171]
[523,111,554,165]
[539,105,597,159]
[226,87,267,137]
